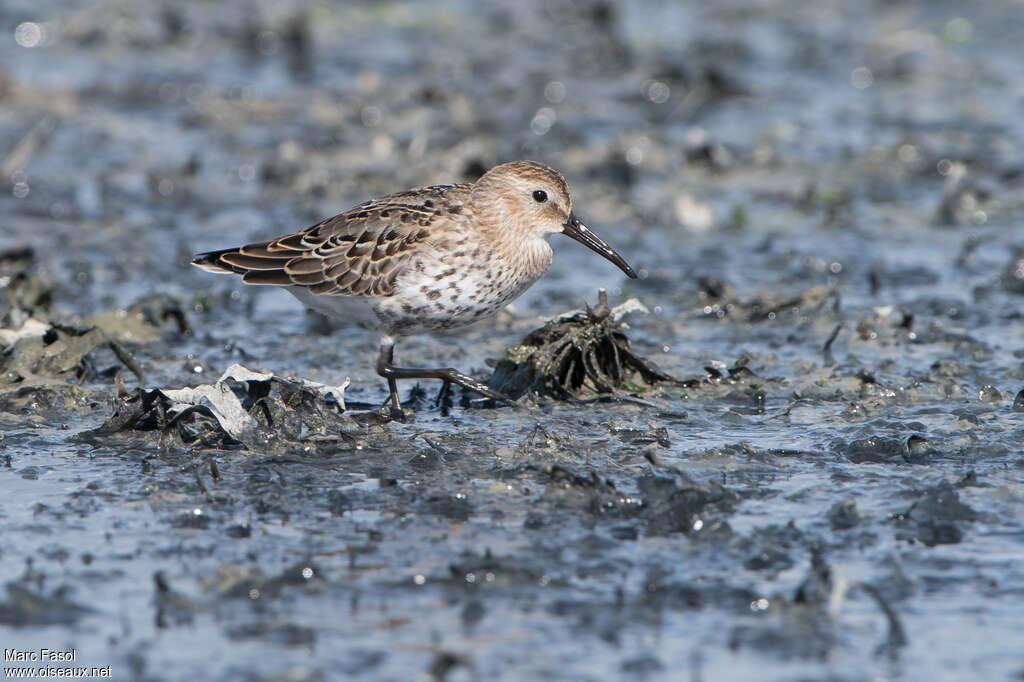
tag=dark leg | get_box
[376,336,404,418]
[434,380,452,408]
[375,335,513,412]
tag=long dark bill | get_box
[562,213,638,279]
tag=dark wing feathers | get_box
[219,251,286,271]
[241,270,293,286]
[283,258,323,275]
[191,185,468,297]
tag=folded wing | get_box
[192,187,464,297]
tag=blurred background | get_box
[2,1,1023,680]
[3,0,1020,313]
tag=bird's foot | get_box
[378,394,413,423]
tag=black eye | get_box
[532,190,548,203]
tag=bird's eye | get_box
[532,190,548,203]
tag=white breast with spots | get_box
[374,238,543,335]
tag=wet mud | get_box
[2,1,1024,681]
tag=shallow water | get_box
[2,0,1023,680]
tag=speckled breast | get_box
[373,237,541,336]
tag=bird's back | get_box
[192,183,474,300]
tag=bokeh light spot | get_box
[851,67,873,89]
[15,22,43,48]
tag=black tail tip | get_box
[191,249,233,273]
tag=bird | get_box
[192,160,637,417]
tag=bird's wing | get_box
[192,184,470,297]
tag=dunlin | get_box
[193,160,637,416]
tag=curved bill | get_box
[562,213,638,279]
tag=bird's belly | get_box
[376,265,540,335]
[287,245,547,336]
[287,287,382,330]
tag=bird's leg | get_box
[434,379,452,414]
[375,335,514,410]
[376,335,405,419]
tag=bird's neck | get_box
[479,216,553,280]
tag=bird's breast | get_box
[374,238,548,334]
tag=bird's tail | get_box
[191,242,296,286]
[192,247,248,275]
